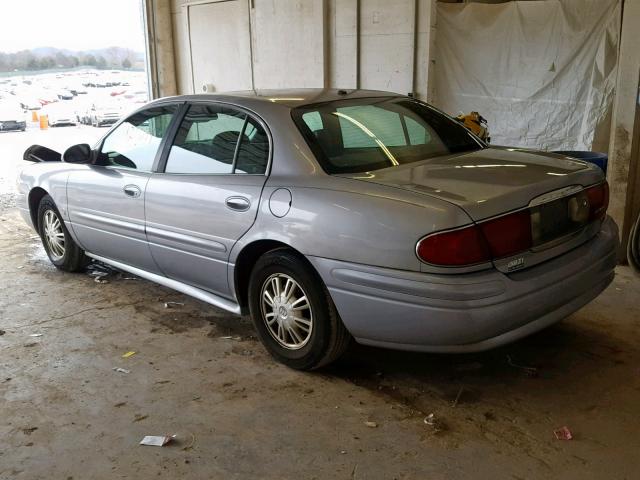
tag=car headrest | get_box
[210,131,249,163]
[314,128,342,157]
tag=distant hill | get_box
[0,47,145,73]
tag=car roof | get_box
[149,88,404,109]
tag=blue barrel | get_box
[553,151,608,173]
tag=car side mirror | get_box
[63,143,92,164]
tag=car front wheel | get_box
[37,195,89,272]
[248,249,351,370]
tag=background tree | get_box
[0,47,143,72]
[83,54,97,67]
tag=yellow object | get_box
[31,110,38,122]
[122,351,136,358]
[455,111,490,142]
[39,114,48,130]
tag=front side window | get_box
[98,105,177,171]
[164,104,269,175]
[293,98,483,174]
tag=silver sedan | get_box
[17,89,618,370]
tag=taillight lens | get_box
[416,225,490,266]
[586,181,609,221]
[479,210,532,259]
[417,210,533,266]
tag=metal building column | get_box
[143,0,178,99]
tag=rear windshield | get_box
[292,97,484,174]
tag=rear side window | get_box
[235,117,270,174]
[98,105,177,171]
[165,104,269,175]
[292,98,483,174]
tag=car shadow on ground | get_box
[325,319,631,416]
[24,241,635,425]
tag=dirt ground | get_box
[1,130,640,479]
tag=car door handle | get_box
[123,184,142,198]
[225,196,250,212]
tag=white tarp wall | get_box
[434,0,621,151]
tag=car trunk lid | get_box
[339,147,602,220]
[340,147,606,272]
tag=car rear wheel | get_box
[37,195,89,272]
[248,249,351,370]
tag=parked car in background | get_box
[89,103,121,127]
[57,90,74,100]
[20,98,42,110]
[47,108,77,127]
[37,95,58,106]
[17,90,618,370]
[0,106,26,131]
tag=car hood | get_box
[338,147,604,221]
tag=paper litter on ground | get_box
[140,435,176,447]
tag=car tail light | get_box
[416,225,490,266]
[478,210,532,259]
[417,183,607,267]
[417,210,533,266]
[585,181,609,221]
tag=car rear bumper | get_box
[308,217,618,353]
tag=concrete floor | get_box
[1,130,640,479]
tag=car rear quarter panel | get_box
[231,175,474,272]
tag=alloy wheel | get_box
[260,273,313,350]
[43,209,65,261]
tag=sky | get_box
[0,0,145,53]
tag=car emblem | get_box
[507,257,526,271]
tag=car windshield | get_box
[292,97,484,174]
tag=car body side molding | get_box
[85,252,241,314]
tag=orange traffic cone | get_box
[40,114,48,130]
[31,110,38,122]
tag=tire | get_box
[248,249,351,370]
[37,195,89,272]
